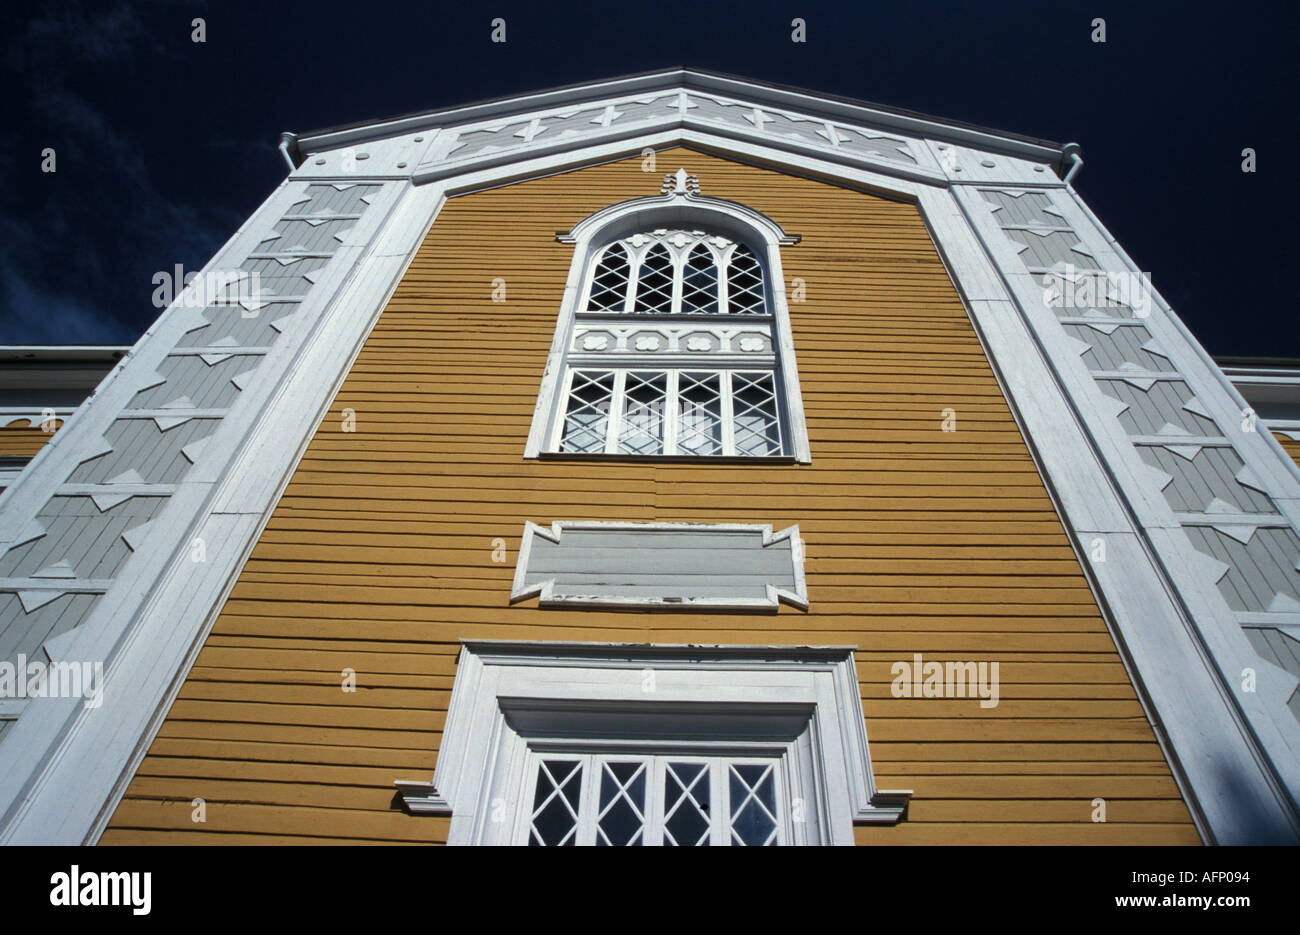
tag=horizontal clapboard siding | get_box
[102,148,1199,845]
[0,420,60,458]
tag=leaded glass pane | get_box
[529,759,584,846]
[677,372,723,455]
[633,243,675,314]
[618,371,667,455]
[728,763,779,846]
[559,371,614,453]
[596,761,648,846]
[727,245,766,315]
[663,762,711,846]
[681,244,719,314]
[731,371,782,456]
[586,242,631,311]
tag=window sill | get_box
[533,451,800,464]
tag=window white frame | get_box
[394,641,912,846]
[523,174,812,463]
[549,367,784,457]
[579,228,770,317]
[517,751,792,846]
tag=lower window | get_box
[556,368,783,457]
[392,642,912,845]
[523,753,788,846]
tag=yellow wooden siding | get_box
[1276,433,1300,469]
[102,148,1200,845]
[0,419,61,458]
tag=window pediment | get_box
[393,642,912,846]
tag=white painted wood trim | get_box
[527,184,811,462]
[1021,188,1300,817]
[393,641,910,844]
[0,179,449,845]
[296,70,1065,172]
[932,182,1300,842]
[509,520,808,611]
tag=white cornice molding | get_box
[293,69,1067,170]
[283,73,1068,191]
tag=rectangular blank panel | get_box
[511,522,807,611]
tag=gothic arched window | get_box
[583,229,767,318]
[525,171,810,462]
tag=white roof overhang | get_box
[284,68,1074,189]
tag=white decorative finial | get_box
[661,168,700,197]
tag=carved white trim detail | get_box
[394,641,911,844]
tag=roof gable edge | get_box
[288,68,1070,171]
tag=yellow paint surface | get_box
[103,149,1200,845]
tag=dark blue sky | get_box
[2,0,1295,356]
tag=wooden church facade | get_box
[1,71,1298,845]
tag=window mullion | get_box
[712,758,728,846]
[623,244,638,313]
[644,758,665,846]
[718,246,731,316]
[720,370,736,456]
[575,754,599,846]
[664,370,679,456]
[670,243,684,315]
[606,371,627,455]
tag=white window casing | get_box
[519,751,791,846]
[553,367,783,457]
[524,170,812,463]
[394,641,912,846]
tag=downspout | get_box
[1062,142,1083,185]
[278,132,299,173]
